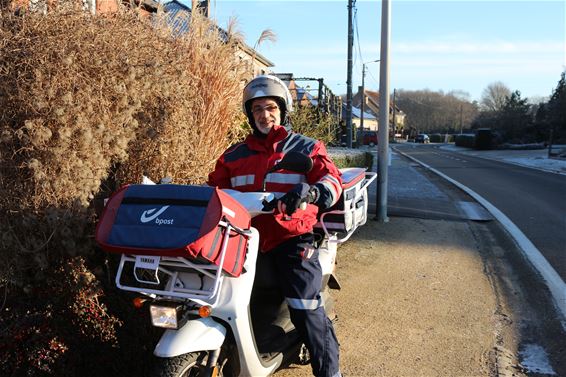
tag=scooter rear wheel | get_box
[152,352,210,377]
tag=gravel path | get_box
[275,217,526,377]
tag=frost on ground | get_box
[519,344,556,375]
[332,144,566,175]
[440,144,566,175]
[505,156,566,174]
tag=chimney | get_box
[196,0,208,17]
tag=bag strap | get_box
[205,227,224,259]
[121,197,209,206]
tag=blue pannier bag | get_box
[95,184,251,277]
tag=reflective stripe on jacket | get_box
[207,125,343,251]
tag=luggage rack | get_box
[318,171,377,243]
[115,220,247,307]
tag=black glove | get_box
[278,183,315,216]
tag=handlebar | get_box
[261,197,278,212]
[223,190,303,220]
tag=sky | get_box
[203,0,565,103]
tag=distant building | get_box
[141,0,275,79]
[275,73,342,122]
[347,105,378,132]
[275,74,318,107]
[352,86,406,137]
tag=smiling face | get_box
[250,97,281,135]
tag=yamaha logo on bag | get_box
[140,206,174,225]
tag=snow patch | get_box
[519,344,556,375]
[505,156,566,174]
[440,144,566,175]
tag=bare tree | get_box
[448,90,471,102]
[481,81,511,112]
[395,89,478,135]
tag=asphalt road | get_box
[394,143,566,281]
[273,147,565,376]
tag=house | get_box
[352,86,406,137]
[234,42,274,78]
[339,104,377,145]
[351,106,378,131]
[139,0,275,79]
[295,87,318,107]
[275,73,342,123]
[275,73,317,107]
[341,103,378,131]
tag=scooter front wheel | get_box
[152,352,212,377]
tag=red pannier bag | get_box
[95,184,251,277]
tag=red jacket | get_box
[207,125,342,252]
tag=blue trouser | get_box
[269,233,341,377]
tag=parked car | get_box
[415,134,430,143]
[362,131,378,146]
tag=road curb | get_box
[392,146,566,322]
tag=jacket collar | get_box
[245,125,289,152]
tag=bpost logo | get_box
[140,206,174,225]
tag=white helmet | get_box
[242,75,293,131]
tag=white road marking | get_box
[395,147,566,321]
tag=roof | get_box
[365,90,380,103]
[296,87,318,106]
[160,1,191,36]
[274,73,318,107]
[152,0,274,67]
[343,104,376,120]
[353,106,376,119]
[361,89,405,114]
[237,43,274,67]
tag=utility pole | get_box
[391,88,396,140]
[317,78,324,124]
[345,0,355,148]
[376,0,391,223]
[318,78,324,112]
[192,0,209,17]
[360,64,366,146]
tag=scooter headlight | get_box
[149,302,186,329]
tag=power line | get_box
[366,69,380,89]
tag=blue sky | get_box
[206,0,565,103]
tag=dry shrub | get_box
[290,105,339,145]
[0,6,247,281]
[115,9,248,185]
[2,11,144,211]
[0,257,123,376]
[0,5,248,374]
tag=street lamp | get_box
[359,59,380,146]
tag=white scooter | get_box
[106,153,376,376]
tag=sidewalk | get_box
[276,146,565,376]
[342,152,520,376]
